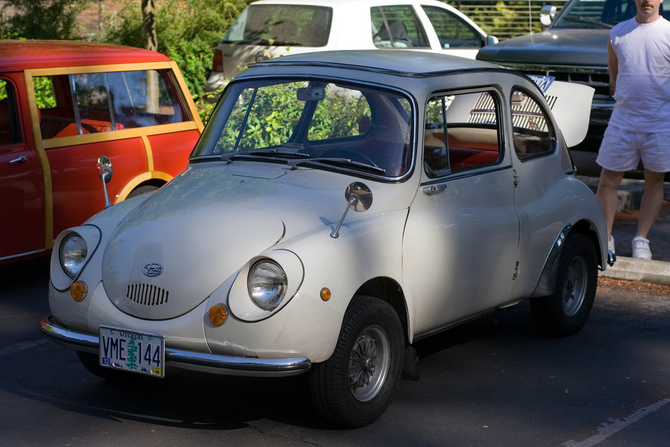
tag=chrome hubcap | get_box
[563,255,587,317]
[348,325,390,402]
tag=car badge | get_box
[142,263,164,277]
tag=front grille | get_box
[126,284,169,306]
[505,64,611,101]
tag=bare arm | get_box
[608,38,618,95]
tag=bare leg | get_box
[636,169,665,238]
[596,168,625,239]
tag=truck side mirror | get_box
[540,5,557,27]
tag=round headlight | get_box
[247,260,287,311]
[60,233,88,279]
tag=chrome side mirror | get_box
[331,182,373,238]
[97,156,113,208]
[540,5,557,27]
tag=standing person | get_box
[596,0,670,260]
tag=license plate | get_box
[99,326,165,378]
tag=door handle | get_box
[10,156,27,164]
[422,184,446,195]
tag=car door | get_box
[0,75,45,260]
[403,89,520,337]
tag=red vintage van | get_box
[0,40,204,263]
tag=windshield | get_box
[553,0,636,28]
[221,5,332,46]
[192,79,414,178]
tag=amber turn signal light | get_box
[70,281,87,302]
[208,304,228,326]
[320,287,331,301]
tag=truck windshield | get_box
[552,0,664,29]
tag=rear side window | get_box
[424,91,501,176]
[422,5,484,49]
[36,69,191,140]
[372,5,430,48]
[221,5,333,47]
[511,89,556,160]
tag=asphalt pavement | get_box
[578,175,670,286]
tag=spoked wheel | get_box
[531,233,598,337]
[309,296,404,427]
[349,325,391,402]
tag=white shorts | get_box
[596,126,670,173]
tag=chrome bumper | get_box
[39,315,311,377]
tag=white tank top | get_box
[609,17,670,132]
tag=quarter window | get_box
[511,89,556,160]
[424,91,501,176]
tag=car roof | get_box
[246,50,499,77]
[0,40,171,71]
[248,0,457,7]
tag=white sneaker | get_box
[608,236,615,255]
[632,237,652,260]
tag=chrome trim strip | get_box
[39,316,311,377]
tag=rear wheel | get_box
[531,233,598,336]
[309,296,404,427]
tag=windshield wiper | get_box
[288,157,387,175]
[560,15,613,28]
[221,149,310,163]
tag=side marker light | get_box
[70,282,88,301]
[209,304,228,326]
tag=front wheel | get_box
[309,296,404,427]
[531,233,598,337]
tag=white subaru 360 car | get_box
[41,51,613,427]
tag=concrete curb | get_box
[599,256,670,286]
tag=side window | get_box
[37,69,190,140]
[371,5,430,48]
[0,79,22,145]
[422,6,484,49]
[511,89,556,160]
[425,91,501,177]
[107,70,190,128]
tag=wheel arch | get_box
[115,172,171,202]
[355,277,410,345]
[530,219,602,299]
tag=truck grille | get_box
[506,65,611,100]
[127,284,169,306]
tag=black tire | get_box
[127,184,159,199]
[531,233,598,337]
[309,296,404,428]
[77,351,132,382]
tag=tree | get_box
[0,0,88,39]
[99,0,250,100]
[141,0,156,51]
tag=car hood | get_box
[476,29,609,67]
[101,166,288,320]
[100,162,406,320]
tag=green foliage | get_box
[215,82,371,153]
[97,0,250,102]
[0,0,89,40]
[33,77,58,109]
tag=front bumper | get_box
[39,315,311,377]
